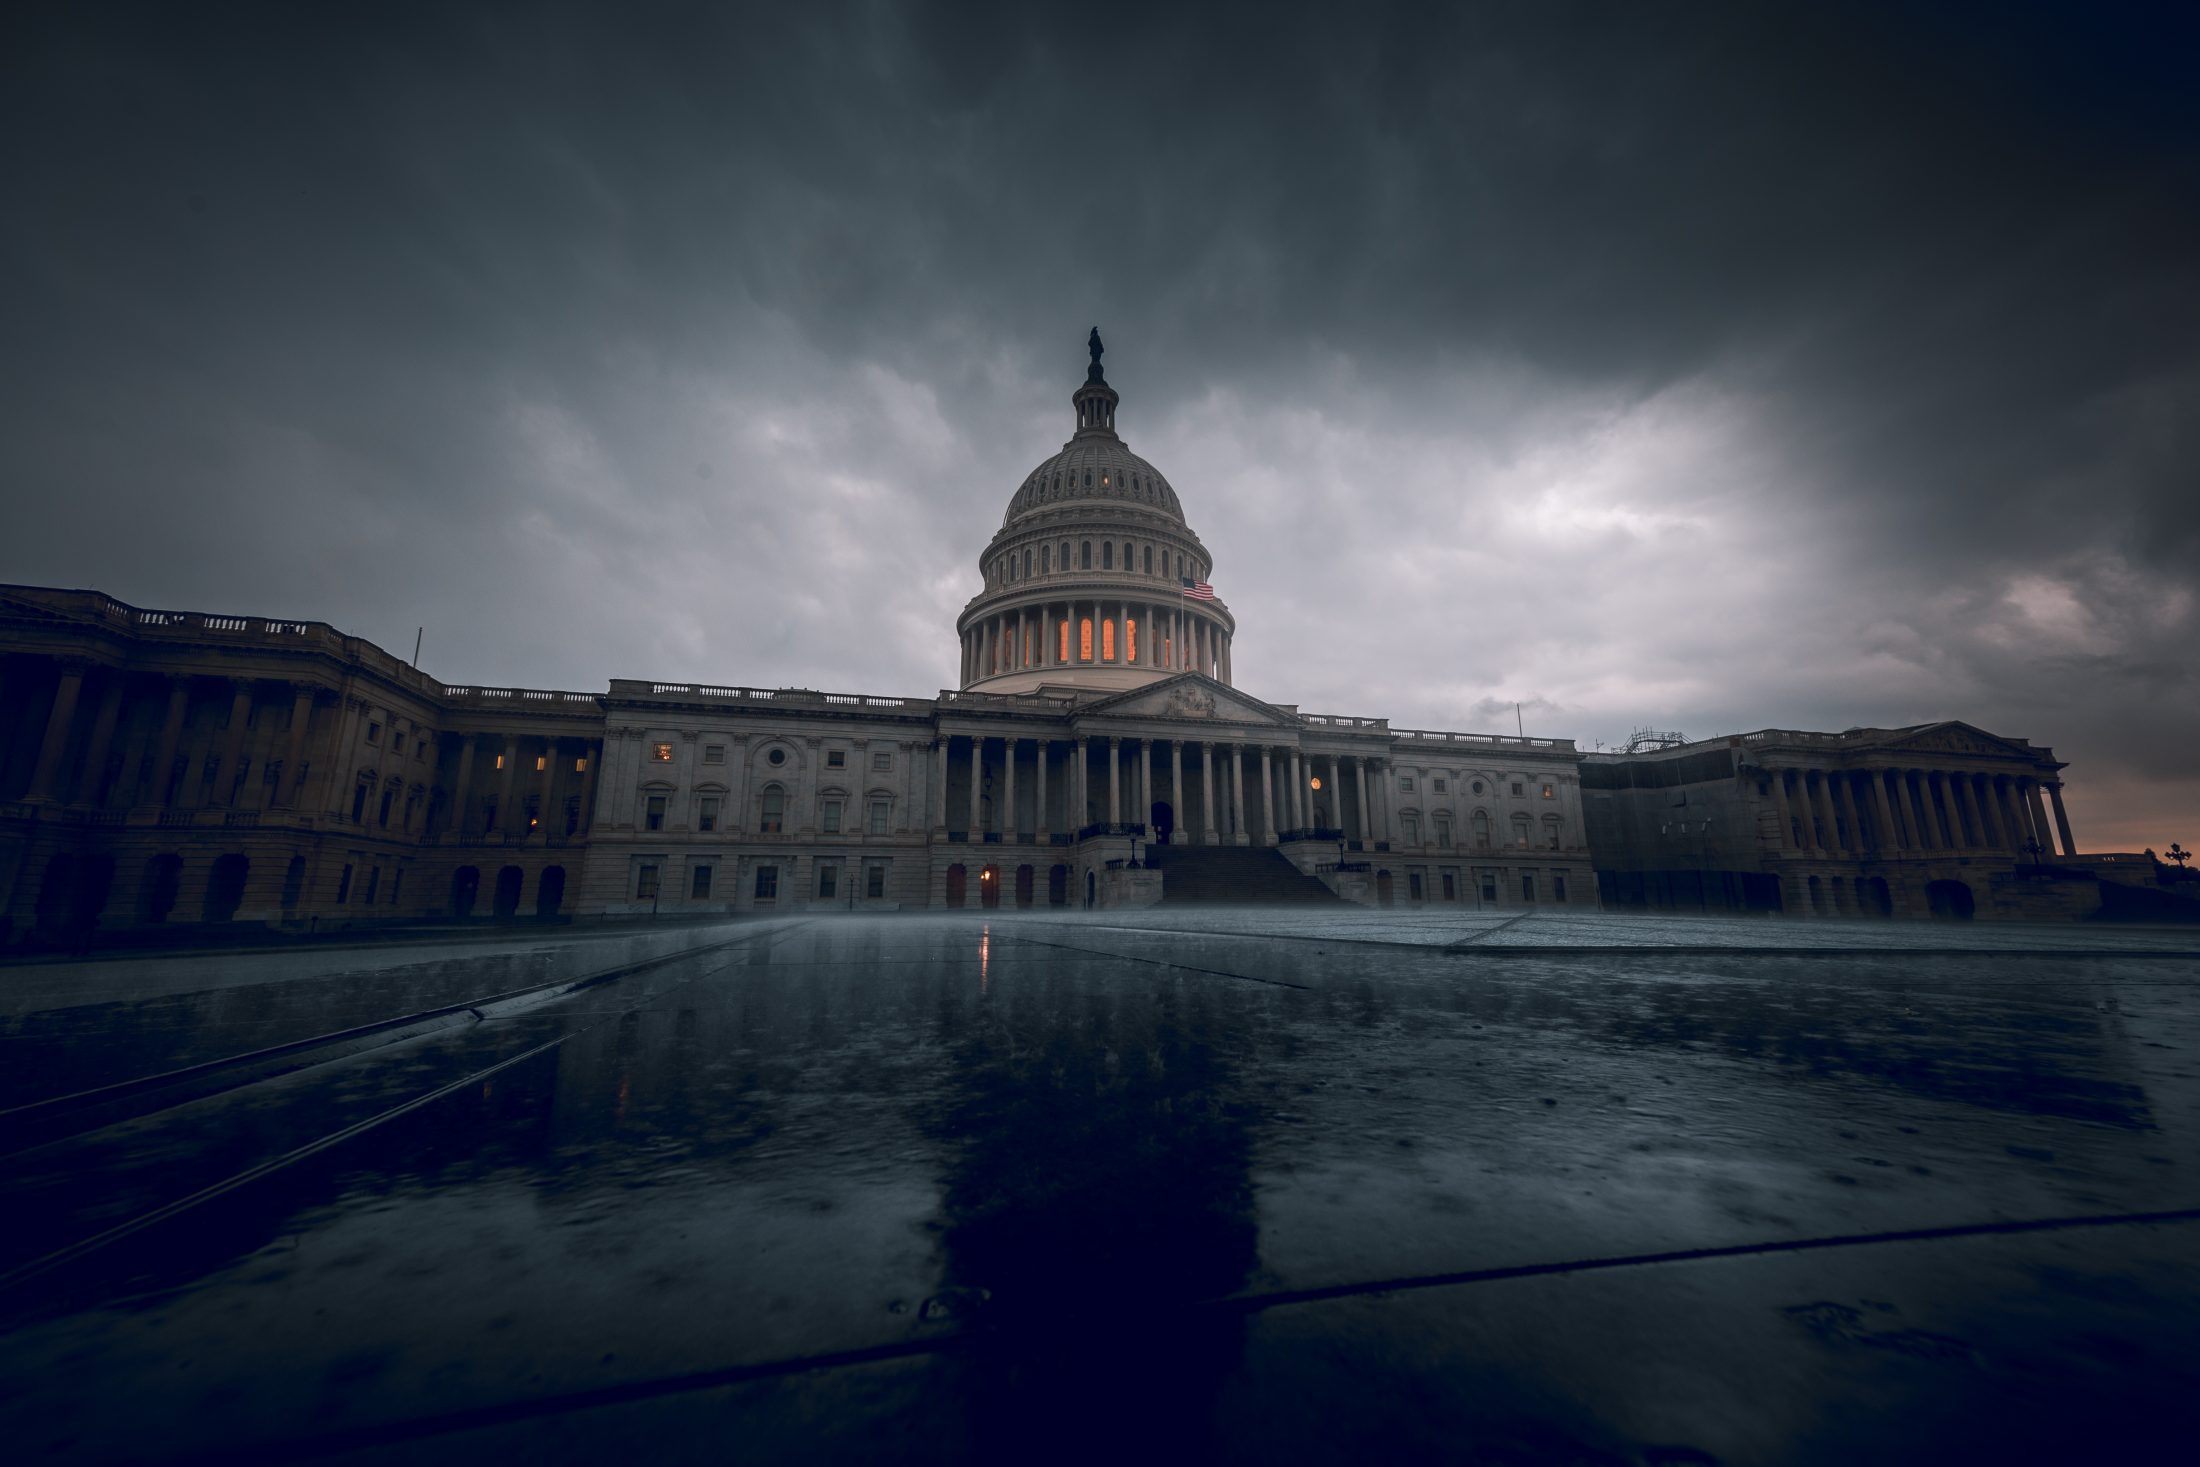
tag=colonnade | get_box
[931,732,1391,845]
[1768,765,2077,860]
[959,598,1232,686]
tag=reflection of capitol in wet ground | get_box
[1,911,2197,1463]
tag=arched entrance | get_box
[980,864,1002,909]
[538,866,567,918]
[1015,864,1035,908]
[281,856,307,912]
[493,864,524,918]
[140,853,182,923]
[203,854,250,923]
[1865,876,1893,916]
[1048,863,1068,906]
[449,865,481,918]
[1085,869,1097,907]
[945,863,967,909]
[1376,869,1394,907]
[1152,801,1175,845]
[1926,879,1976,920]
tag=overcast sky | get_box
[5,3,2195,849]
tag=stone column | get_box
[1004,737,1019,838]
[1834,774,1864,855]
[934,738,949,828]
[275,686,316,809]
[144,678,190,809]
[447,735,476,835]
[1325,755,1343,833]
[534,738,558,838]
[76,673,128,807]
[1140,738,1153,829]
[1769,767,1797,850]
[968,735,984,835]
[1870,769,1900,853]
[1036,739,1051,837]
[1897,771,1927,852]
[1230,743,1247,844]
[1200,741,1219,844]
[25,661,88,802]
[1283,750,1301,834]
[1107,737,1121,825]
[2047,782,2078,858]
[1994,778,2024,854]
[1811,770,1841,854]
[211,682,255,808]
[1354,758,1370,844]
[1259,747,1275,845]
[1965,774,1998,849]
[577,741,603,834]
[1169,741,1183,840]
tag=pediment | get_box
[1078,674,1300,729]
[1878,721,2034,760]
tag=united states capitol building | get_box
[0,337,2094,943]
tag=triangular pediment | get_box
[1077,673,1301,729]
[1876,721,2035,760]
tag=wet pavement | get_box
[2,912,2197,1464]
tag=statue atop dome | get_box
[1087,325,1105,384]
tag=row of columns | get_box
[932,733,1393,845]
[441,732,603,842]
[960,600,1232,685]
[2,657,603,845]
[1769,765,2077,860]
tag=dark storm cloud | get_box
[3,1,2195,845]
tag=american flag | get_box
[1179,577,1216,601]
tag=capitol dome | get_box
[956,332,1233,695]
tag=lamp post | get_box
[2168,842,2192,883]
[2022,837,2044,874]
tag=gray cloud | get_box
[3,1,2195,848]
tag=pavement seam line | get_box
[995,929,1312,989]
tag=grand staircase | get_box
[1146,845,1342,904]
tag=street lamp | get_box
[2022,837,2044,873]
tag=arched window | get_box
[1042,544,1052,573]
[1143,545,1153,574]
[1402,813,1421,846]
[1176,553,1185,578]
[1122,541,1133,570]
[1126,617,1137,662]
[1511,815,1531,848]
[1079,617,1094,661]
[1472,810,1491,850]
[1103,542,1114,570]
[1081,541,1092,569]
[760,786,785,834]
[1102,619,1116,660]
[1544,817,1562,850]
[1023,549,1032,578]
[1059,619,1070,661]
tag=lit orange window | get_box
[1101,619,1116,661]
[1164,637,1172,667]
[1059,620,1070,661]
[534,755,546,771]
[574,757,588,772]
[494,754,505,770]
[1079,617,1093,661]
[1126,618,1137,662]
[651,742,673,762]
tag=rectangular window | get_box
[754,865,778,900]
[1512,782,1524,796]
[699,796,718,832]
[364,866,381,904]
[1080,618,1093,661]
[1522,874,1537,903]
[869,799,889,835]
[534,755,546,771]
[1554,875,1568,902]
[827,750,846,768]
[1126,619,1137,662]
[866,862,887,899]
[636,864,660,900]
[691,865,713,899]
[872,751,892,772]
[366,723,381,745]
[1442,872,1456,901]
[1433,778,1446,793]
[1060,621,1070,661]
[574,756,588,773]
[392,733,405,755]
[1399,775,1415,792]
[1434,819,1451,848]
[646,795,666,831]
[818,864,838,899]
[823,800,843,833]
[494,753,505,770]
[1102,619,1116,661]
[336,864,353,903]
[652,742,673,762]
[1542,783,1556,799]
[391,869,403,906]
[1481,874,1497,902]
[704,744,725,764]
[1408,871,1424,901]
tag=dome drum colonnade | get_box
[956,331,1234,693]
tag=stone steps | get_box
[1147,845,1341,904]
